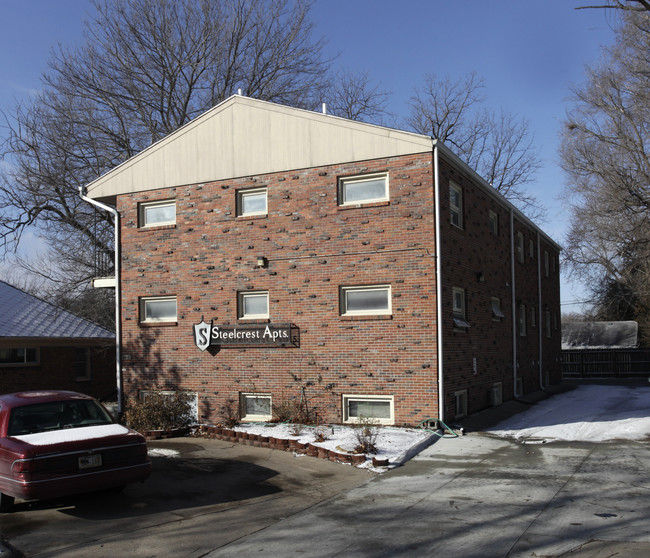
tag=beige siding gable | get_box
[86,96,433,199]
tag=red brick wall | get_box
[117,150,561,426]
[0,344,116,399]
[437,154,561,420]
[119,153,441,425]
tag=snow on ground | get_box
[487,384,650,443]
[150,384,650,467]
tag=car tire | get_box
[0,492,15,513]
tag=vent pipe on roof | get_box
[322,102,327,115]
[237,88,242,96]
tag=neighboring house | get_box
[562,321,639,349]
[0,280,116,398]
[83,95,561,426]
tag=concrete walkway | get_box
[210,422,650,557]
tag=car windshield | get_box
[7,399,114,436]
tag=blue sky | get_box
[0,1,618,309]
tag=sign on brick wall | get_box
[193,319,300,351]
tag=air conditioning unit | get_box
[489,384,503,407]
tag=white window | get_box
[519,304,527,337]
[340,285,391,316]
[489,210,499,235]
[450,183,463,228]
[530,307,537,328]
[241,393,272,421]
[237,188,268,217]
[339,173,388,206]
[0,348,39,366]
[491,297,504,321]
[343,395,394,425]
[238,291,269,319]
[140,296,177,323]
[139,199,176,228]
[454,390,468,418]
[452,287,470,329]
[517,232,525,263]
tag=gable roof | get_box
[562,321,638,349]
[86,95,433,200]
[0,280,115,341]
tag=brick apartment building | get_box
[83,95,561,426]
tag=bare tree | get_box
[561,9,650,343]
[0,0,333,320]
[406,73,544,219]
[323,70,392,124]
[577,0,650,11]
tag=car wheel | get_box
[0,492,15,513]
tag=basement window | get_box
[139,199,176,228]
[338,173,388,206]
[454,390,468,418]
[343,395,394,425]
[241,393,272,422]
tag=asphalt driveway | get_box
[2,382,649,558]
[0,437,371,557]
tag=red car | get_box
[0,390,151,512]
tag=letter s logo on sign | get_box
[193,319,212,351]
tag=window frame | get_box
[338,173,389,207]
[340,285,392,317]
[0,347,40,367]
[518,303,527,337]
[452,287,470,329]
[454,390,468,418]
[139,199,176,228]
[544,251,550,277]
[240,393,272,422]
[236,187,268,217]
[450,182,463,229]
[74,347,91,382]
[489,210,499,236]
[342,394,395,425]
[238,291,270,320]
[491,297,504,321]
[517,232,525,263]
[139,296,178,324]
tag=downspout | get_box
[434,143,445,423]
[537,232,544,389]
[79,187,122,414]
[510,209,519,397]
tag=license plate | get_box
[79,454,102,469]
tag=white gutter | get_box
[79,188,122,414]
[537,232,544,389]
[433,143,445,423]
[510,209,519,397]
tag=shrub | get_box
[124,391,194,432]
[352,417,380,454]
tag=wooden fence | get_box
[562,349,650,379]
